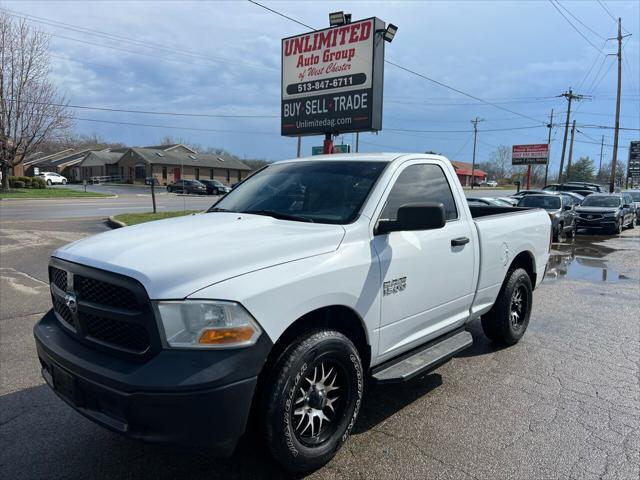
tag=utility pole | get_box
[355,132,360,153]
[557,89,588,183]
[566,120,577,181]
[544,109,554,187]
[608,18,631,192]
[598,135,605,179]
[296,136,301,158]
[470,117,483,189]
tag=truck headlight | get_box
[155,301,261,348]
[603,212,616,218]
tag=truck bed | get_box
[468,205,532,218]
[468,206,551,318]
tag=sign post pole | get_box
[323,133,334,154]
[526,165,532,190]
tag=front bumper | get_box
[34,309,272,455]
[575,217,617,229]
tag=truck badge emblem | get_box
[383,277,406,296]
[64,293,78,314]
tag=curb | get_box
[107,216,127,229]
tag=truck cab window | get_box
[381,164,458,221]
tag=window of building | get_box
[226,170,230,182]
[210,168,214,180]
[380,164,458,221]
[134,162,146,180]
[195,168,200,180]
[162,167,167,179]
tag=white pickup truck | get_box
[35,153,551,473]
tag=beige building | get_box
[109,144,252,186]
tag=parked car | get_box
[497,196,518,206]
[517,193,576,241]
[621,192,638,226]
[480,180,498,187]
[198,179,232,195]
[510,189,547,200]
[36,172,67,185]
[144,177,159,186]
[166,179,206,194]
[34,153,551,473]
[466,197,509,206]
[558,191,585,205]
[543,183,601,196]
[575,193,635,234]
[624,190,640,224]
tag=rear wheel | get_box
[630,215,636,229]
[481,268,533,346]
[61,179,67,185]
[616,218,623,234]
[263,330,363,473]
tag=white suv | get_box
[37,172,67,185]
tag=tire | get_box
[568,222,577,238]
[47,179,52,185]
[616,218,623,234]
[629,216,636,229]
[62,179,67,185]
[167,186,171,192]
[553,224,565,242]
[263,330,363,474]
[481,268,533,346]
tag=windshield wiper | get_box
[240,209,314,223]
[208,207,233,212]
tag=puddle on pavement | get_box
[545,237,629,283]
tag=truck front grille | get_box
[83,312,150,352]
[49,260,159,357]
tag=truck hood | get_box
[53,212,345,299]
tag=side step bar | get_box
[372,330,473,384]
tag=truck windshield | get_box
[518,195,561,210]
[211,161,388,224]
[581,196,621,208]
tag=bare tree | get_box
[488,145,512,180]
[0,13,72,189]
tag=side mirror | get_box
[564,205,572,211]
[623,203,631,208]
[376,203,446,235]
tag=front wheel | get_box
[263,330,363,473]
[481,268,533,346]
[46,179,52,185]
[629,216,636,229]
[616,218,623,234]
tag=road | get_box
[1,216,639,479]
[0,193,217,220]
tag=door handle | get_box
[451,236,470,247]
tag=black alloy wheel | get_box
[263,330,363,473]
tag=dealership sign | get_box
[511,144,549,165]
[281,17,385,137]
[628,140,640,177]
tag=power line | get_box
[71,116,277,135]
[6,98,278,118]
[386,125,545,134]
[0,7,277,72]
[554,1,606,40]
[247,0,314,30]
[548,0,602,51]
[596,0,617,23]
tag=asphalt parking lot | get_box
[1,212,638,479]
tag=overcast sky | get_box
[2,0,639,173]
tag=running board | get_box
[372,330,473,384]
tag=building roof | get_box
[141,143,196,153]
[80,151,124,167]
[450,160,486,177]
[130,148,252,171]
